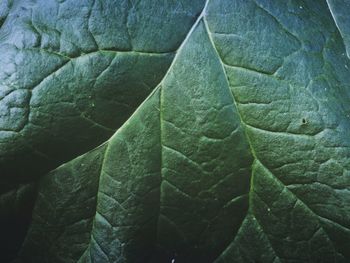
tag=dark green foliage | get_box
[1,0,350,262]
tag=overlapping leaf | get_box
[0,0,205,183]
[0,0,205,260]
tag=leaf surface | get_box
[327,0,350,58]
[0,0,206,260]
[0,0,205,182]
[19,0,350,262]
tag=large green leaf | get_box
[19,0,350,262]
[0,0,205,183]
[0,0,205,259]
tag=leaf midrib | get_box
[201,5,343,261]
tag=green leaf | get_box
[19,0,350,262]
[0,0,205,182]
[0,0,205,260]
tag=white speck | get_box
[171,259,175,263]
[267,208,271,212]
[299,6,303,9]
[345,64,349,69]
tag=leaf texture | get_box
[19,0,350,262]
[327,0,350,58]
[0,0,205,259]
[0,0,205,182]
